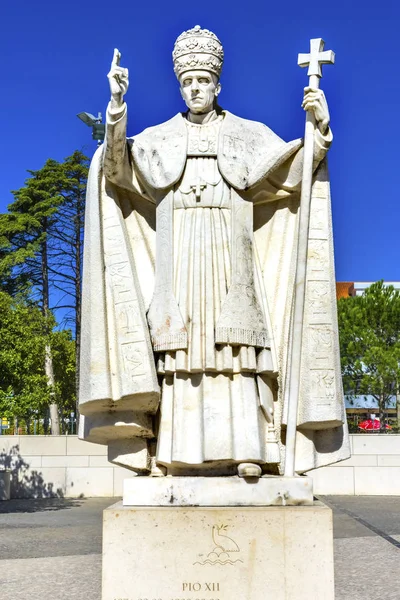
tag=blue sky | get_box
[1,1,398,282]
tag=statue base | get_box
[123,475,313,506]
[102,501,335,600]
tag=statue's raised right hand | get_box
[108,48,129,108]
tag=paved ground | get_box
[322,496,400,600]
[0,497,108,600]
[0,496,399,599]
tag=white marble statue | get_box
[78,26,350,479]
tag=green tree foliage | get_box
[338,281,400,430]
[50,151,89,332]
[0,159,64,301]
[0,292,49,419]
[0,151,88,429]
[0,292,75,425]
[51,329,77,418]
[0,159,67,433]
[0,151,89,323]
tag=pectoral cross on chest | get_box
[190,159,207,201]
[190,175,207,201]
[186,123,219,200]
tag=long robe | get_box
[78,104,350,475]
[157,116,270,471]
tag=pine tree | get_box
[0,152,89,431]
[0,160,67,433]
[49,151,89,418]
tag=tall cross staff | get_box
[284,39,335,477]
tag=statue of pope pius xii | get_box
[78,26,350,478]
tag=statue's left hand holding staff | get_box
[302,87,330,134]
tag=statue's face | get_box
[179,70,221,114]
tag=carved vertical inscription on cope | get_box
[304,191,336,410]
[103,207,147,384]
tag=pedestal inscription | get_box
[102,502,334,600]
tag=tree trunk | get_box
[46,343,60,435]
[42,229,60,435]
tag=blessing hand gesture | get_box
[108,48,129,108]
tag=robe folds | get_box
[78,106,350,474]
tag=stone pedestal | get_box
[102,501,334,600]
[123,475,313,506]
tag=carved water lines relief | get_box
[193,524,243,566]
